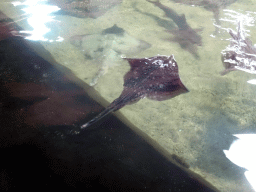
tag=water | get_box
[1,0,256,191]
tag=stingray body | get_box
[70,25,151,86]
[147,0,188,30]
[221,22,256,75]
[170,0,237,32]
[81,55,188,128]
[146,0,202,58]
[48,0,122,18]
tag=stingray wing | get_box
[124,55,189,101]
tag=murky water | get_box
[1,0,256,191]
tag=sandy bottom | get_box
[2,0,256,191]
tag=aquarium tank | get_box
[0,0,255,191]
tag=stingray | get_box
[81,55,189,128]
[146,0,202,58]
[48,0,122,18]
[221,22,256,75]
[69,24,151,86]
[169,0,237,33]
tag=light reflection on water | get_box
[12,0,63,42]
[2,1,256,191]
[224,134,256,191]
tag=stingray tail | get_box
[81,91,136,129]
[81,107,116,129]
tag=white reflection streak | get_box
[12,0,62,42]
[223,134,256,191]
[214,9,256,37]
[247,79,256,85]
[221,9,255,27]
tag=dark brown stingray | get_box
[81,55,189,128]
[48,0,122,18]
[221,22,256,75]
[146,0,202,58]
